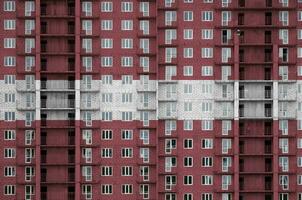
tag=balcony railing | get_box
[41,99,75,109]
[41,81,75,90]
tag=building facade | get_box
[1,0,302,200]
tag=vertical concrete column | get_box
[75,0,81,199]
[233,31,240,200]
[35,0,41,199]
[272,44,279,200]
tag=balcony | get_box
[239,104,272,119]
[41,81,75,91]
[16,101,36,110]
[136,82,157,92]
[41,99,75,110]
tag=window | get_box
[183,48,193,58]
[101,20,113,30]
[202,29,213,39]
[298,138,302,149]
[101,2,113,12]
[202,66,213,76]
[122,93,132,103]
[201,139,213,149]
[121,2,133,12]
[82,130,92,145]
[25,20,35,34]
[82,166,92,181]
[4,112,15,121]
[298,157,302,167]
[101,184,113,194]
[299,11,302,21]
[202,102,213,112]
[101,130,112,140]
[298,29,302,40]
[4,148,16,158]
[4,56,16,67]
[121,184,133,194]
[101,148,112,158]
[222,11,231,26]
[222,157,232,172]
[82,2,92,16]
[183,66,193,76]
[121,57,133,67]
[279,11,289,26]
[140,130,149,144]
[4,166,15,177]
[202,11,213,21]
[140,20,149,35]
[81,185,92,200]
[101,38,113,49]
[184,84,193,94]
[121,38,133,49]
[121,75,133,84]
[202,120,213,130]
[183,139,193,149]
[121,20,133,30]
[82,38,92,53]
[184,157,193,167]
[101,75,113,85]
[24,166,34,182]
[101,166,113,176]
[25,38,35,54]
[121,111,133,121]
[121,130,133,140]
[4,130,16,140]
[4,20,16,30]
[201,175,213,185]
[121,166,133,176]
[201,193,213,200]
[184,29,193,40]
[4,1,15,11]
[101,93,112,103]
[4,75,15,84]
[279,29,288,44]
[183,175,193,185]
[121,148,133,158]
[201,48,213,58]
[202,157,213,167]
[183,11,193,21]
[101,112,112,121]
[184,120,193,130]
[140,2,149,16]
[4,38,15,48]
[4,185,15,195]
[222,139,232,154]
[101,57,113,67]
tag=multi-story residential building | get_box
[1,0,302,200]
